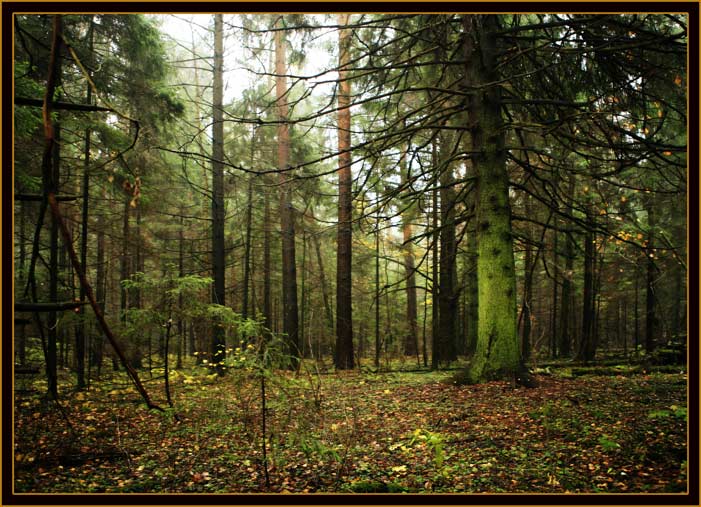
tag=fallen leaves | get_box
[13,369,687,494]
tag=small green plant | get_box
[408,428,446,469]
[647,405,687,421]
[597,434,621,451]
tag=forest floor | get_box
[13,361,688,495]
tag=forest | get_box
[9,9,693,497]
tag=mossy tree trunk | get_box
[462,15,520,383]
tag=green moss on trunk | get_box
[462,15,519,384]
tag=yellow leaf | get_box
[674,75,682,86]
[663,151,672,156]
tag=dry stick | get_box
[47,193,164,413]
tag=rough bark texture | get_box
[211,14,227,372]
[335,13,355,370]
[462,15,520,383]
[276,20,300,364]
[464,218,478,357]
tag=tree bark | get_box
[644,197,657,353]
[400,150,418,357]
[375,209,381,369]
[335,13,355,370]
[211,14,227,373]
[577,207,596,363]
[430,141,440,370]
[558,176,576,358]
[437,136,457,365]
[275,19,300,366]
[74,17,93,390]
[463,15,520,383]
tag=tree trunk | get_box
[335,13,355,370]
[645,198,657,353]
[211,14,227,373]
[242,177,254,320]
[437,136,457,365]
[400,150,418,357]
[520,216,533,362]
[311,224,334,338]
[578,207,596,363]
[263,177,273,337]
[463,15,520,383]
[45,19,63,397]
[275,19,300,366]
[375,209,381,369]
[74,17,94,390]
[430,141,440,370]
[94,218,106,374]
[558,176,576,358]
[120,195,130,323]
[177,212,184,370]
[465,228,478,357]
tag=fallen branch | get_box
[15,301,87,312]
[47,192,165,414]
[15,96,114,112]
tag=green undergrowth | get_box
[13,364,687,494]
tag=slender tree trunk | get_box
[46,16,67,396]
[558,176,576,358]
[120,196,130,323]
[263,179,272,336]
[520,218,533,362]
[578,208,596,363]
[300,230,308,358]
[645,198,657,353]
[275,19,300,365]
[211,14,227,373]
[94,219,106,374]
[312,226,334,337]
[74,17,94,390]
[400,151,418,357]
[242,177,254,320]
[437,138,457,365]
[430,142,440,370]
[335,13,355,370]
[18,201,27,366]
[375,210,381,369]
[177,213,184,369]
[463,15,520,383]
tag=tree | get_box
[462,15,520,383]
[210,14,227,374]
[335,13,355,370]
[275,17,300,365]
